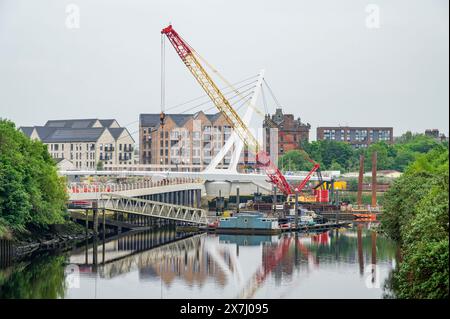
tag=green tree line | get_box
[278,132,447,173]
[0,119,68,238]
[381,147,449,298]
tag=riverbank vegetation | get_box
[278,132,446,173]
[0,119,68,239]
[381,147,449,298]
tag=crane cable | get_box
[175,85,257,115]
[261,85,268,114]
[161,34,166,113]
[178,33,268,119]
[263,78,281,108]
[165,77,259,113]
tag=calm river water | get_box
[0,223,398,299]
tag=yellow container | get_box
[223,211,231,217]
[323,181,347,190]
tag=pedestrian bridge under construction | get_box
[98,193,209,226]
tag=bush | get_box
[0,119,68,235]
[381,148,449,298]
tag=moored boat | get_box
[215,212,281,235]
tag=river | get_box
[0,223,398,299]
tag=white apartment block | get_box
[20,119,135,170]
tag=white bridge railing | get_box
[67,178,203,194]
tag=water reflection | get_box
[0,223,398,299]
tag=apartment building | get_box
[425,129,448,142]
[263,108,311,161]
[139,111,236,171]
[20,118,135,169]
[316,126,393,148]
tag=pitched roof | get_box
[42,128,106,143]
[139,113,222,128]
[19,126,35,137]
[108,128,135,143]
[170,114,193,127]
[45,119,100,129]
[140,114,161,127]
[108,127,125,139]
[35,126,58,140]
[99,119,117,127]
[206,113,222,123]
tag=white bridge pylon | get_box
[204,70,265,174]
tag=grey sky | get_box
[0,0,448,143]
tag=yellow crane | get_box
[161,25,293,195]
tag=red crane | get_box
[161,25,293,195]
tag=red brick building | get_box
[263,108,310,159]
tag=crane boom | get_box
[161,25,293,195]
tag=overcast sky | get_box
[0,0,448,142]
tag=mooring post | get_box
[92,201,98,236]
[371,230,377,285]
[357,154,365,207]
[371,151,378,208]
[102,209,106,235]
[85,208,89,236]
[236,187,240,214]
[92,237,98,270]
[357,224,364,275]
[102,210,106,264]
[272,185,277,215]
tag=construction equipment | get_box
[161,25,292,195]
[285,150,329,203]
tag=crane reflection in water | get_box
[0,224,397,298]
[63,223,396,298]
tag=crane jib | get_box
[161,24,293,195]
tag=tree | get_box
[0,119,67,235]
[381,147,449,298]
[278,150,313,171]
[364,141,395,171]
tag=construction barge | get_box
[204,211,351,235]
